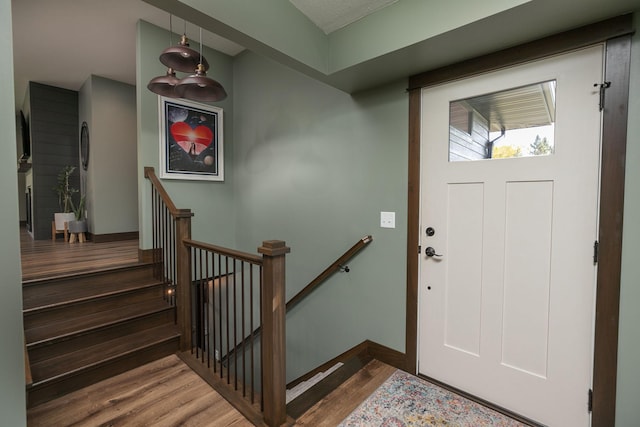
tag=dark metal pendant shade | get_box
[148,22,227,102]
[174,64,227,102]
[147,68,180,97]
[159,34,209,73]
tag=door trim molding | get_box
[405,14,633,427]
[591,34,632,427]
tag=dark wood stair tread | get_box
[25,298,173,345]
[24,284,165,332]
[23,278,164,312]
[30,324,180,386]
[22,260,150,285]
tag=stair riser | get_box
[24,285,166,331]
[27,337,180,408]
[28,309,176,364]
[23,264,157,310]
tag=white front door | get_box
[418,46,604,426]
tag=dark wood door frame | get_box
[404,14,633,427]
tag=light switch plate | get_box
[380,211,395,228]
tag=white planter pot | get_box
[54,212,75,231]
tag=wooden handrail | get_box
[184,239,263,264]
[144,167,193,218]
[286,235,372,312]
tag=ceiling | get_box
[11,0,639,112]
[10,0,398,111]
[10,0,243,111]
[289,0,399,34]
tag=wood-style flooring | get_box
[20,227,139,281]
[27,355,253,427]
[27,355,395,427]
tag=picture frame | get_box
[159,96,224,181]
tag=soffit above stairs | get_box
[145,0,638,94]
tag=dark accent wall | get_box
[28,82,79,240]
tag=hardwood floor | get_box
[27,355,253,427]
[20,227,140,281]
[27,356,397,427]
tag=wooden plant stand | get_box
[51,221,69,242]
[68,232,86,243]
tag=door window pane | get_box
[449,81,556,161]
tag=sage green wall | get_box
[0,0,26,424]
[615,11,640,426]
[136,20,236,249]
[232,51,408,380]
[80,75,138,235]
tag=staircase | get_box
[23,262,180,408]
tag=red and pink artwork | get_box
[160,98,224,181]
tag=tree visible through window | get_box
[530,135,553,155]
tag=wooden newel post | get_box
[258,240,290,427]
[175,210,193,352]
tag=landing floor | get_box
[27,355,252,427]
[20,227,139,281]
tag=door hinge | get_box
[593,240,599,263]
[418,245,422,254]
[594,81,611,111]
[588,388,593,412]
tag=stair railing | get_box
[144,167,193,315]
[185,239,289,426]
[144,167,288,427]
[223,235,373,363]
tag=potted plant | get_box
[68,194,87,234]
[53,165,79,232]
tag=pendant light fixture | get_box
[174,28,227,102]
[159,21,209,73]
[148,15,180,97]
[147,67,180,97]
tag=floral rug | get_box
[337,370,528,427]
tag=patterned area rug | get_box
[337,370,527,427]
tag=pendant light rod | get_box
[147,14,180,98]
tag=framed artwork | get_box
[159,97,224,181]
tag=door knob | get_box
[425,246,442,257]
